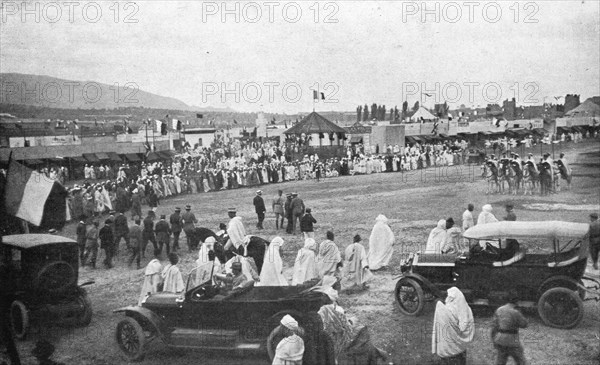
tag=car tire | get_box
[76,289,93,326]
[537,287,584,329]
[10,300,29,340]
[394,278,425,316]
[115,317,146,361]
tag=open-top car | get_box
[114,265,332,362]
[1,234,93,339]
[395,221,600,329]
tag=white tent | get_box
[410,107,437,121]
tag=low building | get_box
[181,128,217,148]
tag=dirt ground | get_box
[9,140,600,365]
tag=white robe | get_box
[366,215,395,270]
[161,264,185,293]
[425,220,447,254]
[257,238,288,286]
[272,334,304,365]
[432,287,474,358]
[292,241,318,285]
[226,216,246,250]
[342,242,372,287]
[139,259,162,305]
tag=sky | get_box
[1,0,599,113]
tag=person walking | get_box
[155,214,172,255]
[253,190,266,230]
[113,211,129,255]
[589,212,600,270]
[138,248,163,305]
[83,220,100,268]
[182,204,198,251]
[491,292,528,365]
[300,208,317,239]
[290,192,305,234]
[99,219,115,268]
[169,207,183,252]
[272,190,285,230]
[432,287,474,365]
[284,193,293,234]
[142,211,158,258]
[76,216,87,263]
[128,218,144,269]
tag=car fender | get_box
[538,275,580,296]
[397,273,444,298]
[113,306,166,340]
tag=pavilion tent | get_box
[564,99,600,117]
[284,111,347,135]
[409,107,437,121]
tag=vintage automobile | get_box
[114,265,332,362]
[1,234,94,339]
[394,221,600,329]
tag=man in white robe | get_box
[225,208,246,252]
[292,238,319,285]
[161,253,185,293]
[272,315,304,365]
[138,249,162,305]
[195,237,221,285]
[317,231,342,279]
[342,234,372,289]
[257,237,288,286]
[425,220,447,254]
[366,215,395,270]
[477,204,498,225]
[432,287,474,363]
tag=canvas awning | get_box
[532,128,547,136]
[146,152,161,162]
[107,152,123,162]
[438,133,448,138]
[21,159,44,165]
[123,153,141,162]
[83,153,100,163]
[349,136,363,143]
[405,136,417,144]
[95,152,110,160]
[412,136,422,142]
[70,156,87,163]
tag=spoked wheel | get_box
[10,300,29,340]
[537,287,584,329]
[115,317,146,361]
[394,278,425,316]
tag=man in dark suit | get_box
[169,207,182,251]
[155,214,172,255]
[284,193,293,234]
[182,204,198,251]
[290,192,305,234]
[253,190,266,229]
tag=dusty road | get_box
[9,140,600,365]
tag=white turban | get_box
[280,314,299,331]
[271,236,284,247]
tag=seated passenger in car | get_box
[214,261,249,294]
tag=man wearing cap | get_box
[76,216,87,263]
[170,207,183,252]
[272,190,285,230]
[83,220,100,269]
[142,211,158,257]
[272,314,305,365]
[284,193,294,234]
[99,219,115,269]
[291,193,305,234]
[589,213,600,270]
[155,214,172,255]
[491,292,528,365]
[114,211,129,254]
[182,205,198,251]
[253,190,266,230]
[214,261,249,294]
[504,204,517,222]
[128,218,144,269]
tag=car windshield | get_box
[185,265,214,293]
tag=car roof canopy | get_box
[2,234,77,249]
[463,221,589,240]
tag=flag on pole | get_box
[313,90,318,100]
[320,92,325,100]
[4,157,67,227]
[172,119,178,130]
[155,119,162,131]
[196,113,203,119]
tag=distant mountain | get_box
[0,73,199,111]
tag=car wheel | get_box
[76,289,93,326]
[115,317,146,361]
[395,278,425,316]
[537,287,584,329]
[10,301,29,340]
